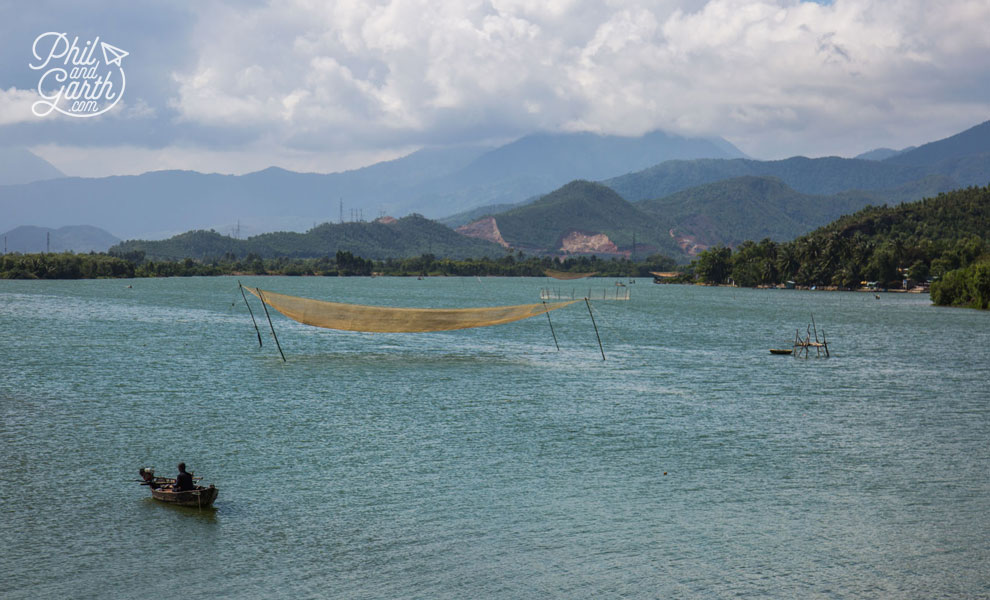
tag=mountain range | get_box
[453,175,950,261]
[452,121,989,260]
[3,120,989,260]
[0,130,745,242]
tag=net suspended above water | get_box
[544,269,597,280]
[244,286,579,333]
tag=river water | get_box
[1,276,988,598]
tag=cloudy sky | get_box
[1,0,988,177]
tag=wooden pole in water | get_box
[256,289,286,362]
[543,301,560,351]
[811,316,823,357]
[239,282,263,347]
[585,298,606,361]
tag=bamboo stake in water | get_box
[239,281,263,347]
[543,301,560,351]
[585,298,605,361]
[256,289,286,362]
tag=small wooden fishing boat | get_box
[769,348,793,355]
[151,484,218,508]
[138,467,218,508]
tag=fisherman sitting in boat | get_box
[175,462,194,492]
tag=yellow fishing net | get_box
[544,269,597,280]
[245,287,579,333]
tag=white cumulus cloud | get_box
[5,0,988,175]
[164,0,990,161]
[0,87,45,125]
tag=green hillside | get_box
[831,174,959,206]
[782,184,990,289]
[615,171,964,253]
[470,175,967,262]
[690,184,990,290]
[603,156,929,202]
[637,176,860,246]
[491,180,681,256]
[110,214,506,261]
[112,229,241,261]
[799,185,988,251]
[438,198,534,228]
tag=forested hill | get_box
[109,214,506,261]
[803,185,990,247]
[473,174,962,260]
[635,175,868,248]
[695,184,990,290]
[790,184,989,285]
[603,156,927,202]
[484,180,682,256]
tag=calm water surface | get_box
[1,276,988,599]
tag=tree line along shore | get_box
[2,246,987,309]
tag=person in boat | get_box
[175,462,195,492]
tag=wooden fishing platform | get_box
[792,315,830,358]
[771,315,831,357]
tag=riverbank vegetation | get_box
[930,258,990,309]
[686,185,989,308]
[1,249,678,280]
